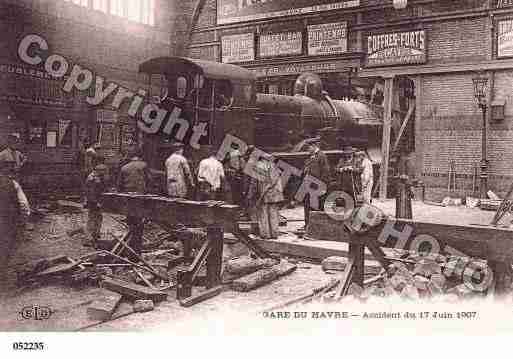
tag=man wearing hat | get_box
[335,146,358,201]
[0,133,27,179]
[301,141,330,227]
[249,153,284,239]
[165,142,195,198]
[84,159,108,247]
[117,147,152,257]
[355,150,374,204]
[0,160,30,290]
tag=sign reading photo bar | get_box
[222,33,255,63]
[498,19,513,58]
[259,31,302,57]
[367,30,426,67]
[308,22,347,56]
[217,0,360,25]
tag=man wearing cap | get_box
[250,154,284,239]
[336,146,358,201]
[301,141,330,227]
[84,159,108,247]
[197,148,226,201]
[0,133,27,179]
[356,151,374,204]
[165,142,195,198]
[0,160,30,289]
[117,147,152,258]
[224,143,245,205]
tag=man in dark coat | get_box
[0,160,30,293]
[117,147,152,259]
[301,141,330,227]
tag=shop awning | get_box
[139,57,256,83]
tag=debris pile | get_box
[318,253,490,303]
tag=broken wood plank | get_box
[231,262,297,292]
[224,256,277,277]
[179,286,223,307]
[133,299,154,313]
[100,277,167,302]
[133,268,158,290]
[35,258,82,277]
[87,289,123,321]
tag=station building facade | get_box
[179,0,513,200]
[0,0,177,194]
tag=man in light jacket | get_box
[165,142,195,198]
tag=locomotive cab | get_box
[138,56,257,170]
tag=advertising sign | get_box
[497,0,513,8]
[250,60,354,77]
[221,33,255,63]
[367,30,426,67]
[308,22,347,56]
[498,19,513,58]
[259,31,302,57]
[217,0,360,25]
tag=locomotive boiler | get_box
[137,56,384,173]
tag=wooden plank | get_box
[100,277,168,302]
[231,262,297,292]
[101,193,240,229]
[179,286,223,307]
[392,100,415,153]
[303,211,513,263]
[87,289,123,321]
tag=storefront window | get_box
[27,118,45,146]
[64,0,156,26]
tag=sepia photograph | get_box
[1,0,513,355]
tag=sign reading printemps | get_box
[259,31,302,57]
[217,0,360,25]
[498,19,513,58]
[222,33,255,63]
[308,22,347,56]
[367,30,426,67]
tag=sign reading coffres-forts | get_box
[367,30,426,67]
[222,33,255,63]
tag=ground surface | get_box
[0,198,504,332]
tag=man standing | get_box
[301,141,330,227]
[165,143,195,198]
[0,160,30,295]
[356,151,374,204]
[0,133,27,179]
[251,154,284,239]
[335,146,357,202]
[84,161,108,247]
[117,147,152,258]
[224,144,245,205]
[197,149,226,201]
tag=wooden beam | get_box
[101,277,168,302]
[380,77,394,200]
[392,100,416,153]
[101,193,240,230]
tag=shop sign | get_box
[221,33,255,63]
[367,30,426,67]
[308,22,347,56]
[217,0,360,25]
[259,31,302,57]
[498,19,513,58]
[250,60,352,77]
[497,0,513,8]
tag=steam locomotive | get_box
[138,56,384,172]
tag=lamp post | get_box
[472,72,489,199]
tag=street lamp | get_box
[472,72,489,199]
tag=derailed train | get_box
[137,56,383,194]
